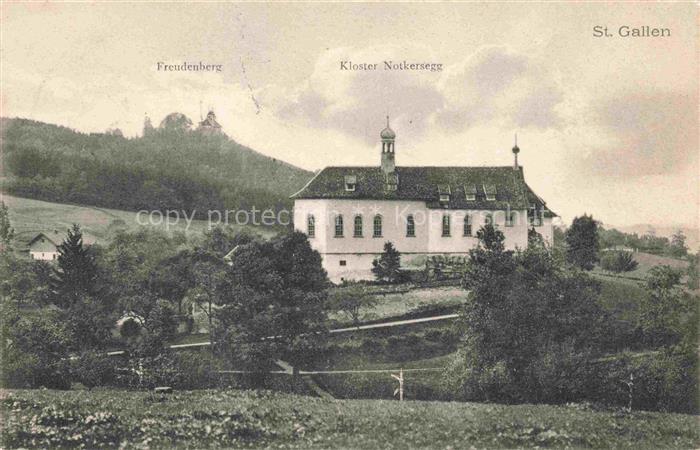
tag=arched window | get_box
[335,215,344,237]
[406,215,415,237]
[307,214,315,237]
[373,215,383,237]
[484,212,493,227]
[442,215,451,237]
[463,214,472,236]
[354,215,363,237]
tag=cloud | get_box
[263,45,565,143]
[579,90,698,177]
[435,46,563,131]
[261,45,445,144]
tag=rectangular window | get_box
[442,215,451,237]
[307,215,315,238]
[339,260,347,266]
[506,211,516,227]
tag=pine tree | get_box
[51,224,98,307]
[372,241,402,283]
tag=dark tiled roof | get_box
[292,166,556,216]
[27,232,59,247]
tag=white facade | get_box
[294,198,553,282]
[28,235,59,261]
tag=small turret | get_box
[197,110,223,135]
[512,134,520,170]
[380,116,396,175]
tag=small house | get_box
[27,232,60,261]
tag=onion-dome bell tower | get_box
[380,116,396,175]
[512,134,520,170]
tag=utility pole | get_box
[391,369,404,401]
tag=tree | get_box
[372,241,402,283]
[328,284,378,324]
[0,253,52,308]
[0,201,14,252]
[455,224,605,403]
[565,215,600,270]
[638,265,694,348]
[189,255,229,343]
[215,231,329,378]
[600,251,639,273]
[149,251,196,315]
[1,305,72,389]
[50,224,98,307]
[478,223,507,252]
[158,112,193,133]
[528,227,545,248]
[669,230,688,258]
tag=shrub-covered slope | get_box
[3,389,698,449]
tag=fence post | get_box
[391,368,404,401]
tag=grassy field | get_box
[328,286,465,324]
[2,193,277,247]
[593,251,689,280]
[3,389,697,449]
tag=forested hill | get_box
[0,117,313,218]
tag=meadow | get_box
[3,389,698,449]
[2,193,276,246]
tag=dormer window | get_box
[438,185,451,203]
[484,184,497,201]
[464,184,477,201]
[344,175,357,192]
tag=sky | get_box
[1,2,698,229]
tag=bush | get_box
[1,308,72,389]
[173,351,224,389]
[115,351,225,390]
[71,350,117,388]
[120,318,141,339]
[600,251,638,273]
[595,350,698,414]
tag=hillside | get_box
[594,251,690,280]
[3,389,697,449]
[2,193,277,249]
[0,117,313,219]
